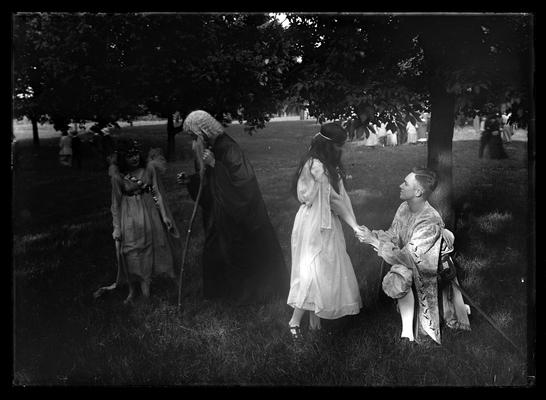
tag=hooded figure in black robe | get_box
[182,110,288,305]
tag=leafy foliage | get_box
[283,15,428,124]
[283,14,532,124]
[129,14,300,132]
[13,13,300,135]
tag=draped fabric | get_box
[372,202,444,343]
[371,202,470,344]
[287,158,362,319]
[406,122,418,144]
[110,154,181,284]
[439,230,471,332]
[365,126,378,147]
[417,121,428,140]
[59,135,72,155]
[187,134,289,304]
[385,130,398,146]
[481,115,508,159]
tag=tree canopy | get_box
[283,13,531,124]
[13,13,300,139]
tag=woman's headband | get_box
[314,132,333,141]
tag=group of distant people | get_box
[100,109,470,348]
[343,103,519,161]
[344,105,429,148]
[58,123,116,169]
[474,108,516,160]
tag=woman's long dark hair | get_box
[291,123,347,199]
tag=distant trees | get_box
[13,15,51,148]
[123,13,299,159]
[12,13,299,159]
[13,13,144,146]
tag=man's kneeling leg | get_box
[382,264,414,341]
[398,290,415,341]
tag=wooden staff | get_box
[177,179,203,311]
[177,147,206,311]
[451,280,524,357]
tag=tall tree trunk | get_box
[31,117,40,148]
[418,18,458,230]
[166,114,176,162]
[427,80,456,229]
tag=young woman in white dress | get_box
[287,122,365,343]
[406,120,418,144]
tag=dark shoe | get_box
[289,325,304,345]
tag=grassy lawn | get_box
[12,120,533,386]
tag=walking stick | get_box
[177,170,204,312]
[451,280,524,357]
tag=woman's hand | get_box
[353,226,366,241]
[354,225,372,243]
[357,225,380,248]
[202,149,215,168]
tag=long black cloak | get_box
[188,134,289,305]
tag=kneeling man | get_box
[357,167,470,344]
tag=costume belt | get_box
[122,186,152,197]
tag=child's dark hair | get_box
[116,139,146,174]
[292,122,347,199]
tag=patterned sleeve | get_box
[377,219,441,268]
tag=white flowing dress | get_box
[406,122,418,144]
[287,159,362,319]
[365,125,379,147]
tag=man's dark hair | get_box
[412,167,438,197]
